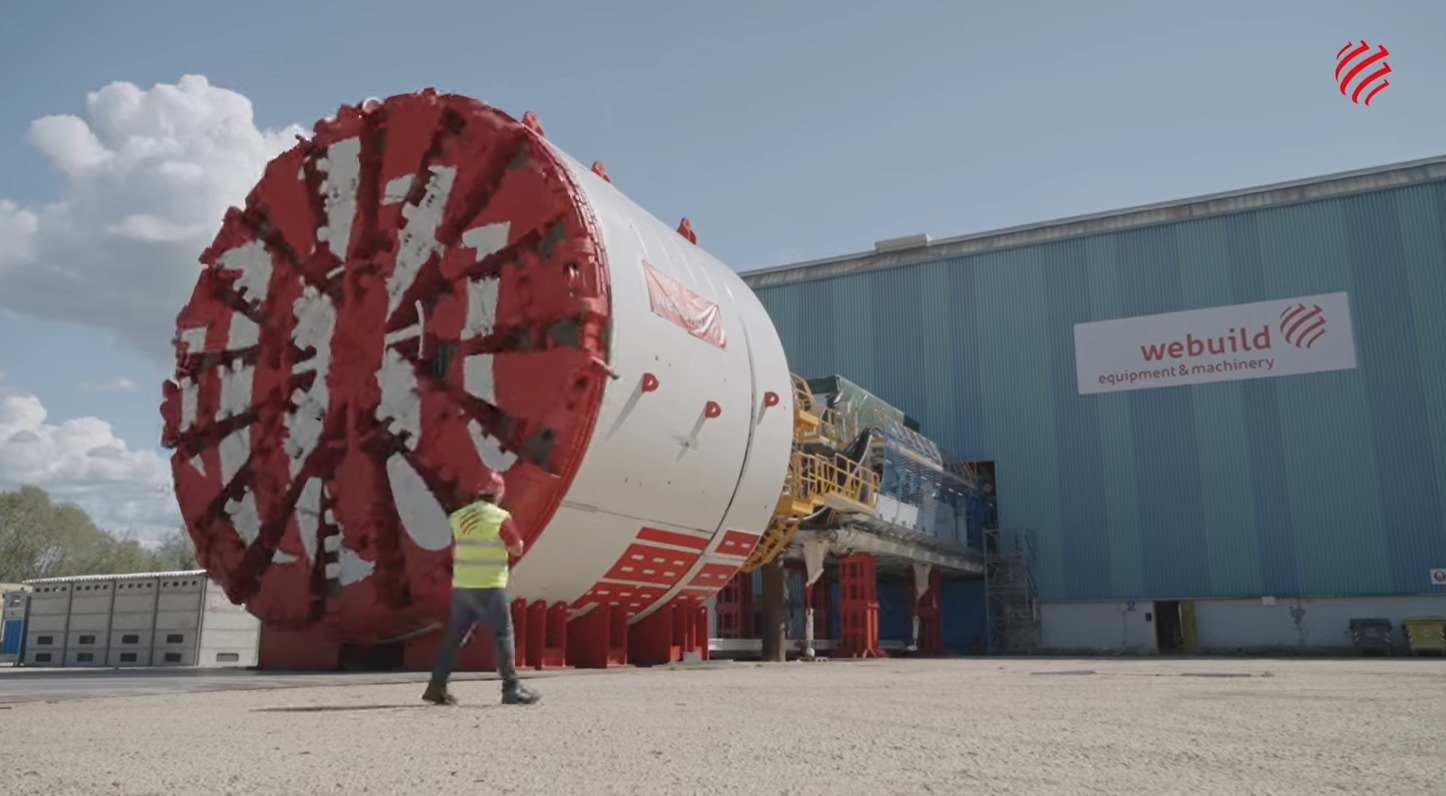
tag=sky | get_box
[0,0,1441,542]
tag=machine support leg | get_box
[761,560,787,662]
[801,539,828,660]
[804,584,815,659]
[909,563,932,653]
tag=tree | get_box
[0,486,199,582]
[150,529,199,571]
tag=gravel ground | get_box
[2,657,1443,795]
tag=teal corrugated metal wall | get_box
[751,181,1446,602]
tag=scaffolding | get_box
[984,527,1039,654]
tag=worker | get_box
[422,471,542,706]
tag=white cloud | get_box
[81,377,138,393]
[0,75,305,360]
[0,382,178,542]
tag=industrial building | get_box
[741,155,1446,655]
[12,571,260,668]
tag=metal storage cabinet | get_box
[107,577,161,667]
[64,579,115,667]
[1,590,30,663]
[23,583,72,666]
[150,575,205,666]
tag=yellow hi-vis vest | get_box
[448,500,512,589]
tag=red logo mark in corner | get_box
[1280,303,1327,349]
[1336,41,1391,106]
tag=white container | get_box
[151,648,197,667]
[106,577,160,667]
[107,630,153,667]
[196,580,259,668]
[63,579,114,666]
[64,648,106,667]
[22,583,72,665]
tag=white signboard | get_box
[1431,568,1446,587]
[1074,291,1358,395]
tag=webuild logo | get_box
[1336,41,1391,106]
[1139,326,1274,363]
[1280,302,1328,349]
[1074,292,1358,395]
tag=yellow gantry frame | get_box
[741,376,880,573]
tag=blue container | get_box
[1,618,25,657]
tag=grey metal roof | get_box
[741,153,1446,289]
[23,569,208,585]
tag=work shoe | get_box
[421,685,457,706]
[501,681,541,705]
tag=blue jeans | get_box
[428,586,518,690]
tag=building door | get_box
[1155,601,1184,653]
[1180,600,1200,655]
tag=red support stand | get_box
[714,571,754,638]
[694,605,710,661]
[526,601,570,670]
[510,598,528,670]
[628,599,710,665]
[566,604,631,669]
[630,602,681,665]
[838,554,885,658]
[609,606,630,666]
[675,603,708,661]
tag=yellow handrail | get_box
[740,374,882,573]
[800,451,878,510]
[791,375,816,416]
